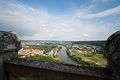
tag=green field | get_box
[67,50,107,67]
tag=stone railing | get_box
[0,31,119,80]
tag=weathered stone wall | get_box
[105,31,120,80]
[4,58,113,80]
[0,31,21,80]
[0,31,120,80]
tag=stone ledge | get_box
[5,58,113,80]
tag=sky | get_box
[0,0,120,41]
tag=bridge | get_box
[0,31,120,80]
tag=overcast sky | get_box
[0,0,120,41]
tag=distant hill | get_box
[21,40,106,48]
[72,40,106,48]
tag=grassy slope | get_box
[68,50,107,67]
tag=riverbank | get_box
[67,49,107,67]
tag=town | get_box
[18,40,107,67]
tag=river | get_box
[58,46,78,65]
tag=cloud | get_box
[83,33,90,38]
[91,0,110,3]
[0,0,119,41]
[102,0,109,3]
[0,1,49,36]
[76,6,120,19]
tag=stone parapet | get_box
[0,31,21,53]
[105,31,120,80]
[0,31,21,80]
